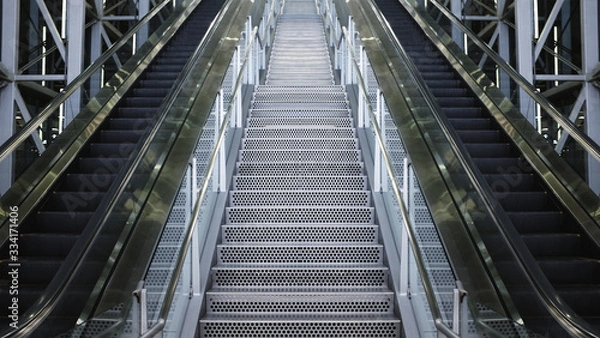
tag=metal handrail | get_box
[139,22,266,338]
[423,0,600,164]
[0,0,172,164]
[320,0,461,335]
[340,25,460,338]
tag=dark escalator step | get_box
[417,64,452,73]
[419,71,457,81]
[435,97,477,107]
[148,64,186,73]
[142,72,180,81]
[88,143,136,158]
[58,173,117,192]
[421,79,463,89]
[123,96,167,107]
[19,234,79,257]
[43,192,105,212]
[76,157,128,174]
[448,118,492,130]
[115,107,158,119]
[442,107,484,118]
[555,286,600,316]
[463,143,513,158]
[483,173,540,192]
[17,211,93,234]
[98,130,146,143]
[0,286,45,316]
[107,118,154,130]
[470,157,522,174]
[137,79,176,90]
[538,258,600,284]
[429,87,468,97]
[131,88,171,97]
[455,130,501,143]
[522,233,582,257]
[0,259,62,284]
[507,211,566,234]
[497,191,553,211]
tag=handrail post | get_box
[452,281,467,336]
[133,281,149,336]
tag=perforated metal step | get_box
[232,175,368,190]
[210,266,391,288]
[249,108,351,118]
[245,127,355,139]
[235,162,365,176]
[221,224,379,243]
[225,206,374,224]
[205,291,396,314]
[216,244,384,264]
[247,117,354,128]
[241,138,358,150]
[229,190,371,206]
[239,149,362,162]
[200,314,401,338]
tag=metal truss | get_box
[0,0,181,193]
[423,0,600,191]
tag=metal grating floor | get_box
[199,0,401,336]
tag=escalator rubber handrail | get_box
[386,0,600,336]
[0,0,172,164]
[0,1,209,336]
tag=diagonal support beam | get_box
[533,0,565,60]
[35,0,67,60]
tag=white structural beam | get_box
[64,0,86,125]
[581,0,600,193]
[514,0,536,125]
[0,0,20,193]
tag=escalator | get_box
[370,0,600,335]
[0,1,223,336]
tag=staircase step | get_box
[216,243,384,264]
[247,117,353,128]
[221,224,379,243]
[245,127,355,139]
[235,162,364,176]
[241,138,358,150]
[204,290,396,314]
[210,266,390,288]
[225,206,374,224]
[229,190,370,206]
[239,149,361,162]
[232,175,368,190]
[199,313,401,337]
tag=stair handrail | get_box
[418,0,600,165]
[0,0,172,164]
[366,0,600,336]
[138,11,277,337]
[319,0,460,335]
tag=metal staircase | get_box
[199,0,402,336]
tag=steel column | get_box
[581,0,600,193]
[64,0,86,125]
[0,0,19,193]
[514,0,536,125]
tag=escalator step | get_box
[98,130,146,143]
[555,286,600,316]
[538,258,600,284]
[0,259,62,284]
[43,192,105,212]
[497,191,553,211]
[76,157,127,174]
[470,157,522,174]
[17,211,93,234]
[522,233,582,257]
[506,211,567,233]
[88,143,136,158]
[19,234,79,257]
[58,173,117,192]
[464,143,512,157]
[442,107,484,118]
[455,130,501,143]
[483,173,540,192]
[448,118,492,130]
[123,96,166,107]
[115,107,157,118]
[107,118,154,130]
